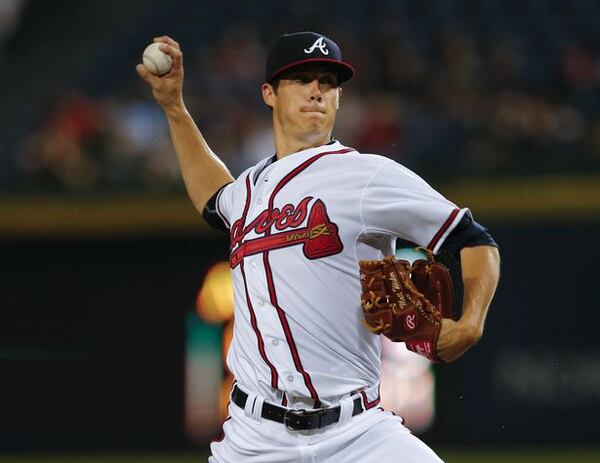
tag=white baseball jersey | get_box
[214,140,466,409]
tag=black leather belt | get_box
[231,385,364,431]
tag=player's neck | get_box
[274,131,333,160]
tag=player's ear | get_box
[336,87,343,110]
[262,83,275,108]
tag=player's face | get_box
[263,64,342,142]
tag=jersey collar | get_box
[253,139,341,184]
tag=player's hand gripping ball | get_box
[142,42,173,76]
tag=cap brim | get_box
[269,58,355,83]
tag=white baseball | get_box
[142,42,173,76]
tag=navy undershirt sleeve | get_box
[202,184,231,232]
[440,211,498,260]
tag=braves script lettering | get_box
[229,197,343,268]
[230,197,313,250]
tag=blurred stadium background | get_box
[1,0,599,461]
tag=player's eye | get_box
[318,74,338,88]
[294,74,312,84]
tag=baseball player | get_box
[137,32,500,462]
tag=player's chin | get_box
[301,121,327,133]
[300,112,330,129]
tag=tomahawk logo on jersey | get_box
[229,196,343,268]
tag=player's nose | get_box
[308,79,323,101]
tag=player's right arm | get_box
[136,36,234,213]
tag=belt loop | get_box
[243,391,259,421]
[336,395,355,427]
[251,395,265,422]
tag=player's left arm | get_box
[436,244,500,362]
[359,161,500,361]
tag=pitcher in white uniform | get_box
[137,31,500,463]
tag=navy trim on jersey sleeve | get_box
[440,211,498,259]
[202,183,232,232]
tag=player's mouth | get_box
[301,106,326,114]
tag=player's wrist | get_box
[162,99,188,119]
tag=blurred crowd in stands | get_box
[5,0,600,192]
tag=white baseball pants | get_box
[209,391,444,463]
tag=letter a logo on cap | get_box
[304,37,329,55]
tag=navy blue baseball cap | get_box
[265,32,355,83]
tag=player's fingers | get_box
[136,63,159,85]
[158,43,183,70]
[154,35,180,50]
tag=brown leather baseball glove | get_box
[359,252,455,362]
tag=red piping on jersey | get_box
[262,252,321,402]
[240,259,279,389]
[271,148,354,198]
[360,385,381,410]
[241,175,253,223]
[236,175,280,389]
[262,147,354,403]
[427,207,460,251]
